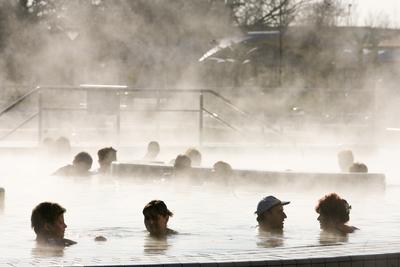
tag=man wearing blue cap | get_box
[255,195,290,233]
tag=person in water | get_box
[211,161,233,184]
[316,193,358,235]
[337,150,354,172]
[53,151,93,177]
[172,154,192,177]
[255,195,290,233]
[212,161,232,177]
[143,200,177,238]
[143,141,160,161]
[349,162,368,173]
[97,147,117,174]
[185,148,202,167]
[31,202,76,247]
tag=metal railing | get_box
[0,85,278,145]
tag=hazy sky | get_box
[357,0,400,27]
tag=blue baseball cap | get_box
[255,196,290,215]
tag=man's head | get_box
[31,202,67,240]
[143,200,173,237]
[97,147,117,170]
[316,193,351,231]
[174,154,191,171]
[349,162,368,173]
[338,150,354,172]
[146,141,160,159]
[255,196,289,232]
[54,137,71,154]
[185,148,202,166]
[212,161,233,177]
[72,152,93,174]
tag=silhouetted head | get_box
[31,202,67,241]
[54,137,71,154]
[185,148,201,166]
[316,193,351,231]
[349,162,368,173]
[145,141,160,159]
[42,137,54,147]
[255,196,289,232]
[72,152,93,174]
[337,150,354,172]
[212,161,232,177]
[174,154,191,171]
[97,147,117,172]
[143,200,173,237]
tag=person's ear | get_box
[43,222,53,232]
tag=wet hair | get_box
[97,147,117,161]
[185,148,201,166]
[143,200,173,217]
[174,154,191,170]
[315,193,350,224]
[73,151,93,166]
[31,202,66,234]
[349,162,368,173]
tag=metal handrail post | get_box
[199,93,204,146]
[38,88,42,145]
[116,91,121,145]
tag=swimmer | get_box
[316,193,358,235]
[255,196,289,233]
[143,141,160,161]
[349,162,368,173]
[173,154,191,177]
[31,202,76,247]
[53,151,93,177]
[337,150,354,172]
[97,147,117,174]
[143,200,177,238]
[185,148,202,167]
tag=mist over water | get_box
[0,149,398,266]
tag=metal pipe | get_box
[199,93,204,146]
[38,89,43,145]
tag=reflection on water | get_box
[257,229,285,248]
[31,243,65,258]
[319,231,349,245]
[143,234,171,254]
[0,152,399,266]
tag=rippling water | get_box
[0,153,399,266]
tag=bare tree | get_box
[298,0,357,27]
[226,0,309,28]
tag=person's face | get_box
[144,211,169,237]
[47,214,67,239]
[261,204,287,230]
[317,214,328,230]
